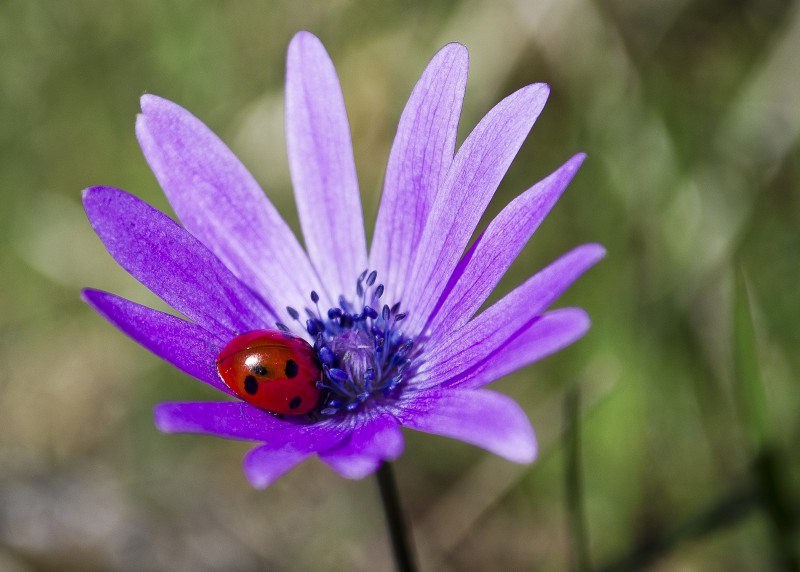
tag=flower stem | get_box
[376,462,418,572]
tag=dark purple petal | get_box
[418,308,591,391]
[154,401,350,444]
[318,410,404,479]
[155,401,287,440]
[319,452,382,480]
[369,43,468,303]
[396,389,536,463]
[242,425,352,488]
[83,186,274,335]
[427,153,586,332]
[82,289,232,395]
[403,83,550,335]
[285,31,367,297]
[136,95,328,312]
[243,444,314,489]
[421,243,605,381]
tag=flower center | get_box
[280,270,415,416]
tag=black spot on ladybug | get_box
[285,359,299,378]
[289,396,302,410]
[252,364,268,376]
[244,375,258,395]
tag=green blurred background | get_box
[1,0,798,570]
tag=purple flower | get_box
[82,31,604,488]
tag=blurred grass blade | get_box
[733,268,799,570]
[732,269,770,449]
[565,387,592,572]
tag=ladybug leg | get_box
[268,411,285,420]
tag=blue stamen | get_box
[294,268,417,417]
[328,368,350,383]
[319,346,336,366]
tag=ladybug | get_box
[216,330,322,415]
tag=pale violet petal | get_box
[397,389,537,463]
[415,308,591,390]
[427,153,586,332]
[403,84,550,335]
[137,95,328,313]
[369,43,468,304]
[285,31,367,297]
[420,243,605,380]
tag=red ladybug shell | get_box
[216,330,321,415]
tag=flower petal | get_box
[242,423,352,488]
[243,444,314,489]
[404,83,550,335]
[421,243,605,380]
[136,95,327,313]
[320,451,382,480]
[155,401,287,440]
[83,186,274,335]
[397,388,536,463]
[369,43,468,302]
[285,31,367,296]
[318,410,404,479]
[154,401,349,445]
[427,153,586,332]
[421,308,591,390]
[81,289,232,395]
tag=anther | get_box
[319,346,336,366]
[286,306,300,320]
[328,368,350,383]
